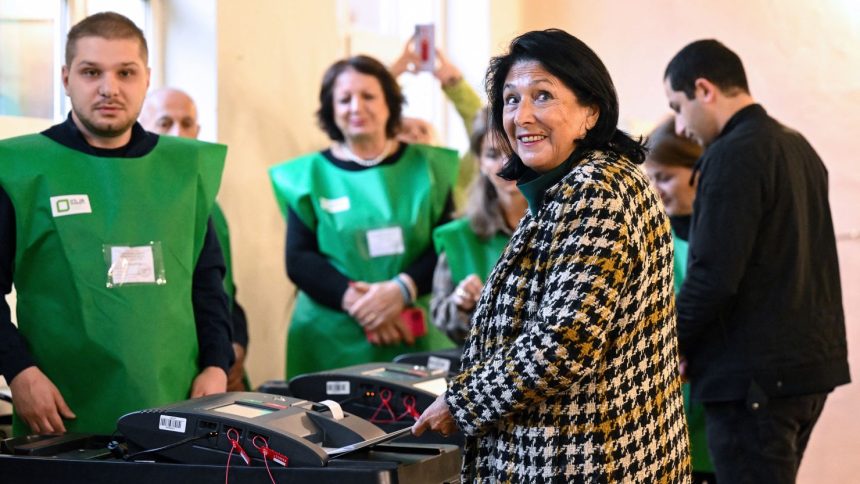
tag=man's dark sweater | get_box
[677,104,850,402]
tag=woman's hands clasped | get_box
[343,281,414,346]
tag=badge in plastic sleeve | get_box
[103,241,167,288]
[414,24,435,72]
[365,226,405,258]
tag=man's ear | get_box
[694,78,718,103]
[62,65,70,94]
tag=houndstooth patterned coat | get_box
[445,150,691,483]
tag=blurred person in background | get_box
[390,39,482,209]
[270,55,458,379]
[140,87,250,391]
[644,116,715,483]
[430,107,526,344]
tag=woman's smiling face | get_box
[502,60,599,173]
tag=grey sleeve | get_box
[429,252,471,345]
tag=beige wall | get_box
[515,1,860,481]
[216,0,343,385]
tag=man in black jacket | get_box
[664,39,850,483]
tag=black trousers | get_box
[703,392,828,484]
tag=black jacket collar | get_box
[40,113,158,158]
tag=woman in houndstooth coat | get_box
[413,29,691,483]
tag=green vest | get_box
[432,218,509,284]
[269,144,457,379]
[673,229,713,473]
[0,134,225,435]
[673,230,689,295]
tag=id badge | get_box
[103,241,167,287]
[365,227,405,258]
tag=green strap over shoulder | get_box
[433,217,509,285]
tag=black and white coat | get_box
[446,150,691,483]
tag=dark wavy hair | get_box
[486,29,646,180]
[316,55,404,142]
[664,39,749,100]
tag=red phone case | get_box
[401,307,426,338]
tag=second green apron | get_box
[270,144,458,379]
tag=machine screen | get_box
[413,378,447,396]
[212,403,274,419]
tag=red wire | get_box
[370,388,397,423]
[224,444,234,484]
[252,435,278,484]
[263,453,276,484]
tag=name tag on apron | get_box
[366,227,405,258]
[104,242,167,287]
[320,196,350,213]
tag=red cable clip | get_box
[369,388,397,423]
[398,394,421,421]
[253,435,289,467]
[226,428,250,465]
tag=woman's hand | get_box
[433,49,463,87]
[342,281,370,312]
[349,281,405,328]
[452,274,483,312]
[347,281,413,346]
[412,394,457,437]
[389,36,420,77]
[364,316,414,346]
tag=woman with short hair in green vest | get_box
[270,55,457,379]
[430,108,527,344]
[644,116,716,483]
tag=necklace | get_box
[339,139,396,167]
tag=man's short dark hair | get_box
[316,55,404,142]
[664,39,749,100]
[65,12,148,66]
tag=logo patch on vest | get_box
[320,196,350,213]
[50,194,92,217]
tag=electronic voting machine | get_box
[288,363,449,429]
[116,392,404,467]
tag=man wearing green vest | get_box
[0,12,233,436]
[140,87,249,391]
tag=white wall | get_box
[158,0,218,142]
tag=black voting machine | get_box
[0,392,459,484]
